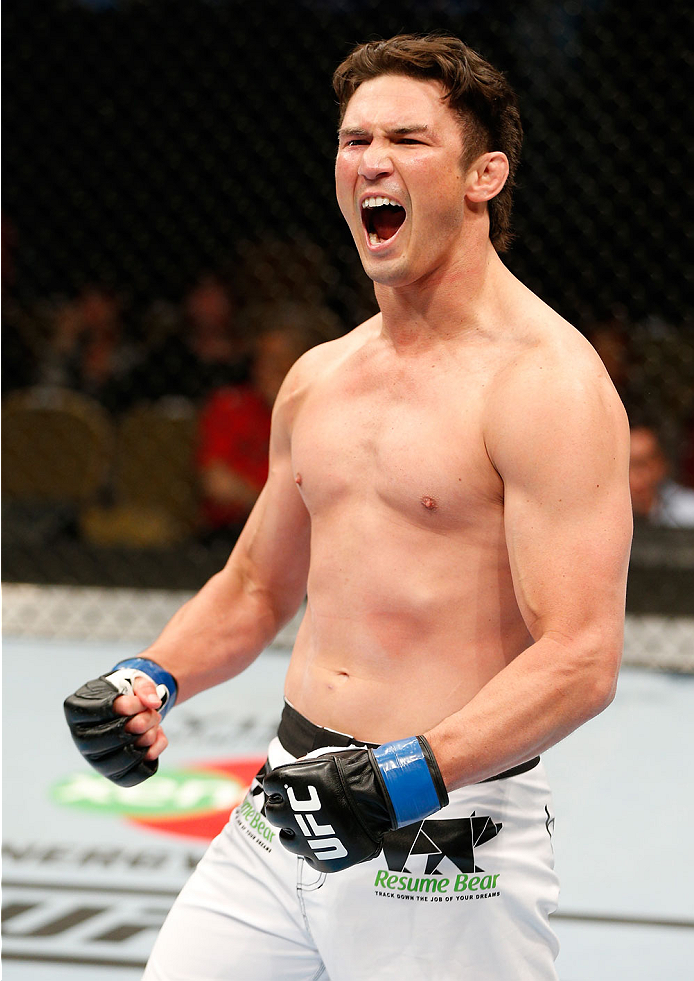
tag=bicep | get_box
[492,372,632,647]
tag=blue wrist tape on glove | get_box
[373,736,441,828]
[111,657,178,719]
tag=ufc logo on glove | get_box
[286,784,348,863]
[263,738,448,872]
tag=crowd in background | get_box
[2,237,349,546]
[584,313,694,528]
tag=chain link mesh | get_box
[3,1,693,664]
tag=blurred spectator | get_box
[584,312,637,403]
[587,321,629,393]
[587,316,694,484]
[627,317,694,443]
[184,272,242,362]
[629,423,694,528]
[38,285,138,413]
[196,310,328,543]
[125,273,249,403]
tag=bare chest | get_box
[290,362,501,528]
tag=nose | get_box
[358,141,394,181]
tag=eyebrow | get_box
[338,124,431,138]
[392,125,430,136]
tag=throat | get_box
[367,205,405,243]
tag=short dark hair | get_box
[333,33,523,252]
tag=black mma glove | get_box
[63,657,177,787]
[263,735,448,873]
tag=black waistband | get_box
[278,701,379,756]
[277,701,540,783]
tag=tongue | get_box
[372,206,405,241]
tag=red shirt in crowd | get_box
[197,385,271,528]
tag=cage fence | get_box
[2,583,693,675]
[2,0,693,665]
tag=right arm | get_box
[107,362,312,761]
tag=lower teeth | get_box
[368,232,382,245]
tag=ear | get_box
[465,152,509,203]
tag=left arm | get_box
[424,356,633,789]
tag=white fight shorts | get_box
[144,703,560,980]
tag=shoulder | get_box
[293,315,378,372]
[488,301,626,421]
[485,308,629,474]
[277,315,379,399]
[272,315,380,430]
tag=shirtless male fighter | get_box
[65,34,632,980]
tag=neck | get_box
[374,240,513,349]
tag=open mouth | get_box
[361,196,406,247]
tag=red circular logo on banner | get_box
[126,757,264,840]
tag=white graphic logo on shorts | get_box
[286,784,348,861]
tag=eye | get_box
[398,138,423,145]
[338,136,370,148]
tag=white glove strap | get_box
[104,668,170,707]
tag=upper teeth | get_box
[362,196,401,209]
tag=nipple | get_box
[421,495,438,512]
[295,473,303,486]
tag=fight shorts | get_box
[144,703,560,980]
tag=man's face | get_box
[335,74,476,288]
[629,427,668,516]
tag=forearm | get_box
[424,631,621,790]
[142,563,290,703]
